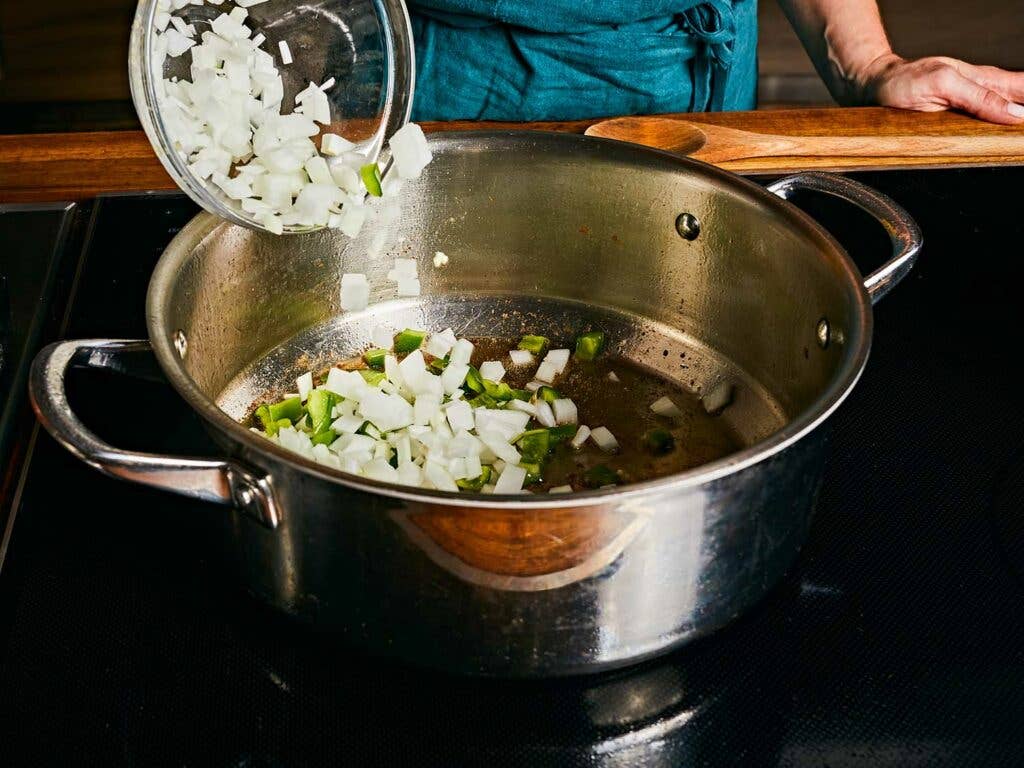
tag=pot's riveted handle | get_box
[29,339,280,528]
[766,172,923,303]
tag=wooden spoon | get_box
[585,116,1024,163]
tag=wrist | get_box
[851,52,905,105]
[821,18,898,105]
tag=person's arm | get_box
[777,0,1024,124]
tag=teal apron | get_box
[409,0,758,121]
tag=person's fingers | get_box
[955,62,1024,104]
[931,65,1024,125]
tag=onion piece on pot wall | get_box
[650,396,683,420]
[702,381,734,415]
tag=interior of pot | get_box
[147,132,870,479]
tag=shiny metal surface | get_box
[29,133,920,675]
[766,172,923,303]
[30,339,280,528]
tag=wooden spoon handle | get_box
[718,132,1024,161]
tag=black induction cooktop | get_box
[1,171,1023,767]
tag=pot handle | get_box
[28,339,280,528]
[766,172,923,303]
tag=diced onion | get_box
[493,464,527,494]
[479,361,505,383]
[340,273,369,311]
[590,426,619,453]
[448,457,469,480]
[441,362,470,395]
[414,394,441,427]
[508,399,537,417]
[464,454,483,480]
[388,258,418,281]
[570,425,591,449]
[320,133,354,156]
[396,277,421,297]
[445,400,475,433]
[548,485,573,494]
[535,361,559,384]
[478,431,522,464]
[424,462,459,492]
[449,339,474,366]
[424,328,457,358]
[535,400,556,428]
[252,325,637,495]
[552,398,577,425]
[364,458,399,483]
[650,396,684,420]
[702,381,734,414]
[296,371,313,401]
[508,349,533,366]
[389,123,433,180]
[371,325,394,349]
[396,461,422,487]
[474,409,530,441]
[278,39,293,65]
[544,349,571,374]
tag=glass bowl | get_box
[129,0,414,233]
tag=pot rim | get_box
[146,131,872,509]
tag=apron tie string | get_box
[680,0,740,112]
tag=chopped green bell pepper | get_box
[574,331,606,361]
[483,380,516,401]
[306,389,338,435]
[537,386,561,403]
[394,329,427,354]
[360,163,383,197]
[642,428,676,455]
[456,465,493,492]
[359,369,387,386]
[520,461,544,485]
[548,425,577,444]
[255,404,274,432]
[363,348,388,370]
[311,429,336,446]
[583,464,620,488]
[257,404,299,438]
[464,366,485,394]
[516,429,551,463]
[468,393,499,409]
[357,422,381,439]
[518,335,550,355]
[268,396,303,423]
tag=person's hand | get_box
[860,54,1024,125]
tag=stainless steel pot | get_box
[29,132,921,676]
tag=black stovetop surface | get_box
[1,171,1023,767]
